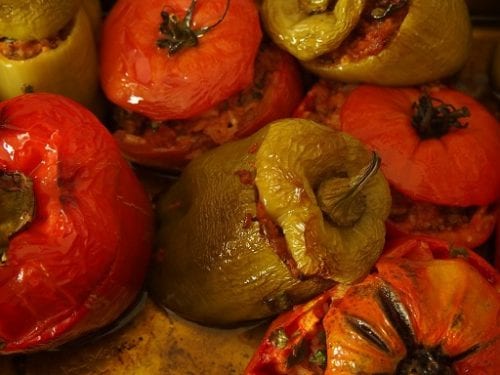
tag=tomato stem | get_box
[156,0,231,55]
[0,171,35,263]
[411,93,470,139]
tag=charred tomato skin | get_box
[245,236,500,374]
[0,93,153,353]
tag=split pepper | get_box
[261,0,472,85]
[0,0,101,111]
[149,118,391,326]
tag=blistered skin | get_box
[0,7,100,110]
[150,119,391,326]
[0,0,80,40]
[262,0,472,86]
[244,237,500,374]
[100,0,262,121]
[0,93,153,353]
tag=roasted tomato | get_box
[112,43,304,170]
[245,237,500,374]
[0,93,153,353]
[338,84,500,249]
[100,0,262,121]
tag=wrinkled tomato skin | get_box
[100,0,262,121]
[245,236,500,374]
[112,44,304,170]
[340,85,500,206]
[339,85,500,249]
[0,93,153,353]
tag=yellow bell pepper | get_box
[0,0,80,41]
[261,0,472,85]
[0,1,101,110]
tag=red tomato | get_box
[100,0,262,121]
[339,84,500,248]
[0,93,153,353]
[340,85,500,206]
[245,237,500,374]
[111,43,304,170]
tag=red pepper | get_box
[0,93,153,353]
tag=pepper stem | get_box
[316,152,380,227]
[156,0,231,55]
[0,171,35,263]
[411,93,470,139]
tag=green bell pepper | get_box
[149,118,391,326]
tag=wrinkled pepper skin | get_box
[261,0,472,85]
[0,0,80,41]
[0,93,153,353]
[149,118,391,326]
[0,2,101,111]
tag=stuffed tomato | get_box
[100,0,304,170]
[0,93,153,353]
[339,85,500,249]
[245,236,500,374]
[297,82,500,249]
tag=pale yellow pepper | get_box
[261,0,472,85]
[0,1,102,111]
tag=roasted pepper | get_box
[261,0,472,85]
[149,118,391,326]
[0,0,80,40]
[0,0,101,111]
[0,93,153,353]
